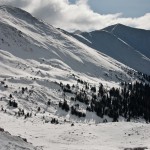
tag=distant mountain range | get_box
[67,24,150,75]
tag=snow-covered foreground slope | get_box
[0,128,36,150]
[72,24,150,75]
[0,112,150,150]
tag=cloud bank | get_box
[1,0,150,31]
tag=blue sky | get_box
[1,0,150,31]
[69,0,150,17]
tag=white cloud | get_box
[0,0,150,31]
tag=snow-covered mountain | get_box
[0,5,150,150]
[0,5,133,123]
[71,24,150,75]
[0,5,135,83]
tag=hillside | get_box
[0,5,134,80]
[0,5,136,124]
[0,5,150,150]
[72,24,150,75]
[0,128,37,150]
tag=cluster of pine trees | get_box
[71,106,86,117]
[59,78,150,122]
[138,72,150,82]
[59,100,70,112]
[74,81,150,122]
[8,100,18,108]
[86,82,150,122]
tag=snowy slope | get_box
[0,5,137,83]
[72,24,150,75]
[0,5,150,150]
[0,5,137,125]
[0,113,150,150]
[0,5,137,126]
[0,128,37,150]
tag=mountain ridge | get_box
[71,23,150,74]
[103,23,150,58]
[0,5,135,82]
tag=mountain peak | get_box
[102,23,126,33]
[103,23,150,33]
[0,5,39,24]
[0,5,24,13]
[73,30,83,35]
